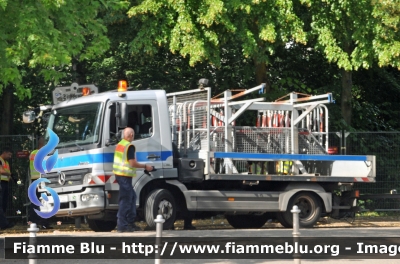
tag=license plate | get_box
[58,195,68,203]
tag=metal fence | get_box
[328,131,400,215]
[0,135,34,221]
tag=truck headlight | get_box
[83,173,93,184]
[81,194,99,202]
[81,194,89,202]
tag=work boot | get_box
[130,223,142,231]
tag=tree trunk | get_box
[341,69,352,127]
[72,58,87,84]
[1,84,14,135]
[254,60,270,93]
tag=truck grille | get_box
[42,168,91,188]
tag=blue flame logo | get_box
[28,128,60,218]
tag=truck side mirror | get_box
[116,102,128,129]
[105,130,122,147]
[120,103,128,128]
[106,138,118,147]
[23,111,36,123]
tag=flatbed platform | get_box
[209,174,376,183]
[213,152,372,161]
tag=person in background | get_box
[0,147,14,230]
[113,127,153,233]
[0,147,13,214]
[28,137,52,229]
[0,201,14,230]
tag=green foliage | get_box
[371,0,400,69]
[301,0,400,71]
[127,0,306,67]
[0,0,126,99]
[79,8,259,94]
[351,67,400,131]
[1,0,399,137]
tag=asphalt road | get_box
[2,227,400,264]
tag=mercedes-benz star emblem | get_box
[58,172,66,185]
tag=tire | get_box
[144,189,176,230]
[276,212,291,228]
[226,213,269,229]
[87,219,117,232]
[280,192,322,228]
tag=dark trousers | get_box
[116,175,136,231]
[1,181,8,214]
[0,186,10,228]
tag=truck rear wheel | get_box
[276,212,291,228]
[278,192,322,228]
[226,213,270,229]
[144,189,176,230]
[87,219,117,232]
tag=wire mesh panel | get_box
[234,127,292,154]
[167,89,210,157]
[347,132,400,191]
[332,131,400,215]
[298,132,328,154]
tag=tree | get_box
[127,0,307,92]
[82,8,260,94]
[301,0,400,127]
[0,0,127,135]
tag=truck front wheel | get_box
[87,219,117,232]
[144,189,176,230]
[277,192,322,228]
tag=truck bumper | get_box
[39,187,106,217]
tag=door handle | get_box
[147,154,160,159]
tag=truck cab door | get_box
[104,99,165,190]
[129,100,163,177]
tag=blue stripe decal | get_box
[213,152,368,161]
[52,151,172,168]
[136,151,173,161]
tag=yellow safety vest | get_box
[282,160,293,175]
[112,139,137,177]
[29,149,41,180]
[255,162,266,174]
[276,161,293,175]
[0,157,10,182]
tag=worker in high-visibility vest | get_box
[276,160,293,175]
[113,127,153,233]
[28,137,52,229]
[29,138,44,182]
[0,147,15,230]
[282,160,293,175]
[0,147,13,214]
[256,162,267,174]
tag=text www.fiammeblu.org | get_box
[121,242,341,257]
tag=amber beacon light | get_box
[118,80,128,92]
[82,87,90,96]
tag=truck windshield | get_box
[46,103,103,148]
